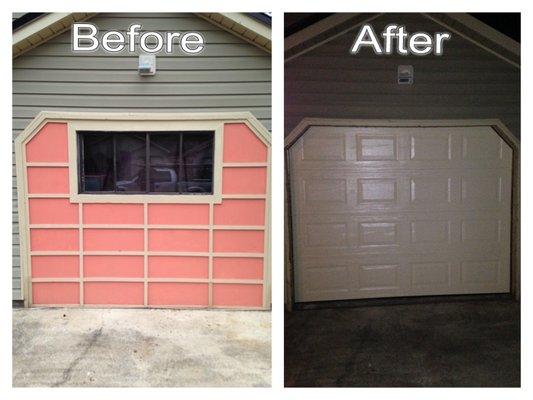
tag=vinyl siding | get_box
[12,12,271,301]
[285,13,520,138]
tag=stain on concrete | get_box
[52,327,103,387]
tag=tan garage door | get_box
[289,125,512,302]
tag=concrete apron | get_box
[13,308,271,387]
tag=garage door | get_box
[289,125,512,302]
[18,115,270,309]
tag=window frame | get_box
[68,119,224,204]
[77,130,215,195]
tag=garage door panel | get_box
[460,174,503,207]
[302,130,348,161]
[296,211,506,259]
[410,219,451,244]
[296,254,509,301]
[291,125,512,302]
[294,169,510,215]
[410,133,452,161]
[291,127,510,171]
[410,176,451,205]
[356,135,398,161]
[305,222,349,248]
[303,178,349,206]
[462,131,502,161]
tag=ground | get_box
[285,296,520,387]
[13,308,271,387]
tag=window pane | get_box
[116,133,146,192]
[182,164,213,193]
[149,134,180,193]
[82,133,114,192]
[80,131,215,194]
[182,132,213,194]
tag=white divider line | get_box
[143,202,148,307]
[208,202,214,307]
[79,203,84,306]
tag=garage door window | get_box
[79,131,214,194]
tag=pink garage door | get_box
[23,121,269,309]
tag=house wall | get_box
[13,12,271,301]
[284,13,520,138]
[20,120,269,308]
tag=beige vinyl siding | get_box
[284,13,519,139]
[12,12,271,301]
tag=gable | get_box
[285,13,519,138]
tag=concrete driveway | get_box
[13,308,271,387]
[285,297,519,387]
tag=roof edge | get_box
[13,12,97,58]
[13,12,272,58]
[285,12,520,67]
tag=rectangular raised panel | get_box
[304,179,347,204]
[357,136,396,161]
[462,133,501,161]
[460,261,499,284]
[31,256,79,278]
[84,229,144,251]
[83,204,144,225]
[213,199,265,226]
[148,256,209,278]
[222,167,267,194]
[410,134,450,161]
[212,258,263,280]
[358,179,396,203]
[304,266,349,292]
[84,282,144,305]
[461,219,500,242]
[29,198,78,225]
[410,177,450,204]
[212,284,263,307]
[461,175,501,205]
[213,230,264,253]
[359,265,399,290]
[148,283,208,306]
[84,256,144,278]
[411,262,450,286]
[303,135,346,161]
[148,229,208,252]
[291,126,512,302]
[30,229,78,251]
[148,204,209,225]
[359,222,397,246]
[32,282,79,305]
[306,223,347,247]
[27,167,69,194]
[411,220,450,244]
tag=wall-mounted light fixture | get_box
[398,65,413,85]
[139,54,156,76]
